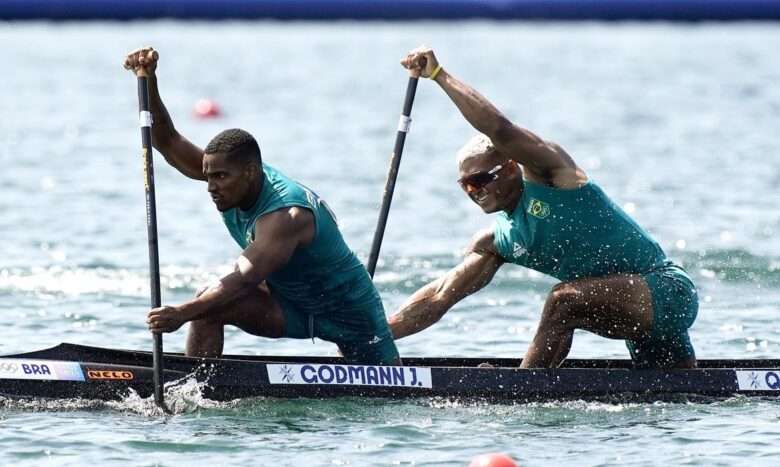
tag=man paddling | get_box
[124,47,400,364]
[389,46,698,368]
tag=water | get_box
[1,21,779,466]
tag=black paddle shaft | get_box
[136,75,166,410]
[367,76,419,278]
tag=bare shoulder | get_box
[467,228,500,257]
[462,228,504,282]
[491,121,587,186]
[254,206,316,244]
[520,140,589,189]
[287,206,315,226]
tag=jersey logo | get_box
[245,230,254,245]
[368,335,383,345]
[304,189,317,210]
[302,186,338,225]
[527,198,551,219]
[512,242,527,258]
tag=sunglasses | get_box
[457,163,507,192]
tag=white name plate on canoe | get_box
[736,370,780,391]
[267,363,432,388]
[0,359,85,381]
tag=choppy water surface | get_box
[1,21,779,466]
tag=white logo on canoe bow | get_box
[278,364,296,383]
[749,371,760,388]
[736,370,780,391]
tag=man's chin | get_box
[213,201,231,212]
[472,198,500,214]
[472,202,495,214]
[480,204,501,214]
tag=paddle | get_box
[367,70,421,278]
[135,69,167,411]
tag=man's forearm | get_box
[146,75,206,180]
[176,271,254,323]
[433,69,511,139]
[389,281,451,339]
[147,75,178,153]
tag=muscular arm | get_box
[174,207,315,322]
[124,47,205,180]
[388,229,504,339]
[401,47,585,187]
[146,75,206,181]
[433,69,583,186]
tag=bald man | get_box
[388,46,698,369]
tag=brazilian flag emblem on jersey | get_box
[527,198,551,219]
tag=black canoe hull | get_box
[2,343,779,401]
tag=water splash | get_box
[108,372,240,417]
[0,377,226,416]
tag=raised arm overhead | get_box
[401,46,587,189]
[124,47,206,181]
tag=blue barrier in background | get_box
[2,0,780,21]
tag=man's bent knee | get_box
[189,316,225,331]
[541,283,584,328]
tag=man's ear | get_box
[245,162,260,178]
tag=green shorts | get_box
[626,263,698,368]
[278,295,400,365]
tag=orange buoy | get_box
[468,453,518,467]
[193,98,221,118]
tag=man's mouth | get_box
[471,190,489,204]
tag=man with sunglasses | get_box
[389,46,698,369]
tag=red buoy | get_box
[193,98,221,118]
[469,453,518,467]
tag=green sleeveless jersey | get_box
[493,180,667,281]
[221,164,382,317]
